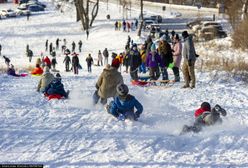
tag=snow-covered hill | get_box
[0,1,248,167]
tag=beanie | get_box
[150,43,156,51]
[111,58,120,69]
[201,102,211,111]
[116,83,129,96]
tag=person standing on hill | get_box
[72,52,79,75]
[45,40,48,51]
[78,40,82,52]
[86,54,94,72]
[3,55,10,67]
[103,48,109,65]
[182,31,197,89]
[129,44,141,81]
[0,44,2,55]
[63,54,71,72]
[72,41,76,52]
[97,50,103,66]
[56,38,60,50]
[171,34,182,82]
[49,43,53,54]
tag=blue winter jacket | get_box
[45,79,67,97]
[110,94,143,118]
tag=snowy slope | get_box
[0,1,248,168]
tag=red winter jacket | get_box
[43,57,51,65]
[194,107,210,118]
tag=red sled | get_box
[44,93,63,100]
[131,80,148,86]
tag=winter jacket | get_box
[129,49,141,69]
[86,56,93,66]
[7,68,20,77]
[96,66,123,99]
[110,94,143,118]
[51,58,57,65]
[31,67,43,75]
[194,107,210,118]
[43,57,51,66]
[72,55,79,67]
[45,79,67,98]
[172,41,182,68]
[98,53,103,61]
[140,49,146,63]
[182,36,196,61]
[103,49,109,58]
[123,52,129,66]
[37,72,55,92]
[158,41,173,67]
[63,55,71,64]
[146,52,163,68]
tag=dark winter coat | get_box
[103,49,109,58]
[86,56,93,66]
[158,41,173,67]
[7,68,20,77]
[51,58,57,65]
[45,79,67,98]
[110,94,143,118]
[63,55,71,64]
[129,49,141,70]
[72,55,79,67]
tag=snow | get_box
[0,1,248,168]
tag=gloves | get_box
[188,60,192,66]
[118,114,125,121]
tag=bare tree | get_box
[75,0,99,31]
[137,0,143,37]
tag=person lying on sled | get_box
[181,102,227,134]
[44,73,69,99]
[31,64,43,75]
[7,64,21,77]
[106,83,143,121]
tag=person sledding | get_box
[106,83,143,121]
[93,59,123,105]
[37,66,55,93]
[44,73,69,99]
[31,64,43,76]
[181,102,227,134]
[7,64,21,77]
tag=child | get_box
[181,102,227,134]
[44,73,69,99]
[7,64,20,77]
[31,64,43,75]
[106,84,143,121]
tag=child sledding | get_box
[106,84,143,121]
[180,102,227,134]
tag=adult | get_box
[63,54,71,72]
[97,50,103,66]
[78,40,82,52]
[56,38,60,50]
[129,44,141,81]
[51,57,57,70]
[171,34,182,82]
[43,56,51,69]
[49,43,53,54]
[3,55,10,67]
[146,43,163,80]
[158,36,173,80]
[45,40,48,51]
[182,31,197,89]
[103,48,109,65]
[93,59,124,105]
[72,41,76,52]
[86,54,94,72]
[27,49,33,63]
[7,64,20,77]
[72,52,79,75]
[0,44,2,55]
[37,66,54,92]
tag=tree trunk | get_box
[90,0,99,27]
[137,0,143,37]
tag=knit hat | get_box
[55,73,61,78]
[44,66,50,73]
[201,102,211,111]
[111,58,120,69]
[116,83,129,96]
[150,43,156,51]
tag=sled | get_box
[131,80,149,86]
[44,93,63,100]
[31,74,42,77]
[138,76,150,81]
[20,73,28,77]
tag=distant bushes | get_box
[232,19,248,50]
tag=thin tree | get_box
[137,0,143,37]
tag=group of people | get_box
[114,19,139,32]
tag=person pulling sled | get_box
[181,102,227,134]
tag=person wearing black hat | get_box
[181,30,197,89]
[106,83,143,121]
[129,43,141,80]
[44,73,69,98]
